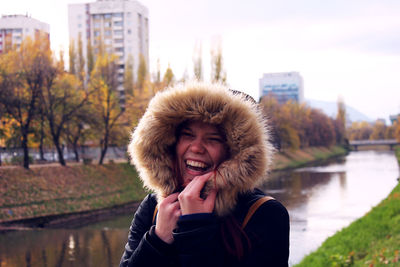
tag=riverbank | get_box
[0,163,148,225]
[0,146,347,227]
[294,147,400,266]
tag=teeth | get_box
[186,160,208,169]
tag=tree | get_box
[41,71,90,166]
[335,97,347,144]
[0,37,51,168]
[136,54,147,91]
[210,41,226,84]
[163,64,175,87]
[69,40,76,75]
[347,121,373,140]
[124,54,134,96]
[370,120,386,140]
[87,41,95,76]
[64,105,95,162]
[193,42,203,81]
[89,53,124,164]
[395,118,400,142]
[77,34,86,85]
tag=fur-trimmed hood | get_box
[128,82,274,217]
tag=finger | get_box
[164,192,180,203]
[184,172,213,195]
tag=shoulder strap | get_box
[152,205,158,224]
[241,196,274,229]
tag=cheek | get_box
[175,140,187,159]
[211,144,228,165]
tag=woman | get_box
[120,82,289,266]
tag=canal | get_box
[0,150,398,266]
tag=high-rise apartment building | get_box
[259,72,304,104]
[0,14,50,54]
[68,0,149,105]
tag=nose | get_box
[189,138,205,154]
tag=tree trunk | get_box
[99,144,108,165]
[73,143,79,162]
[53,138,66,166]
[98,129,109,165]
[39,116,45,161]
[21,129,30,169]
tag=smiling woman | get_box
[175,121,228,187]
[120,82,289,267]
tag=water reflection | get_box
[260,151,399,265]
[0,151,398,267]
[0,228,129,266]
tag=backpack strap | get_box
[152,205,158,224]
[241,196,274,229]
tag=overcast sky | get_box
[3,0,400,121]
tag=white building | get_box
[259,72,304,104]
[0,14,50,54]
[68,0,149,104]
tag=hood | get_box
[128,82,274,216]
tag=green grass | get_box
[294,150,400,267]
[395,147,400,166]
[274,146,347,171]
[0,163,148,222]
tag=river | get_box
[0,150,398,266]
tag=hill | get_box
[306,99,372,122]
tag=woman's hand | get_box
[178,172,217,215]
[155,192,181,244]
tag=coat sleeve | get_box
[119,194,178,267]
[242,199,290,267]
[172,213,224,267]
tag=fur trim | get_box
[128,82,274,216]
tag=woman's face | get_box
[176,121,228,187]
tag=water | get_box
[261,150,399,265]
[0,150,398,266]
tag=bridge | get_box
[349,139,400,150]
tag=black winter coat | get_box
[120,189,289,267]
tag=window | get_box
[113,12,123,18]
[78,24,82,28]
[94,22,101,28]
[104,13,112,19]
[114,39,124,43]
[104,21,112,28]
[114,21,123,27]
[93,14,101,20]
[115,47,124,52]
[94,30,100,37]
[127,29,131,34]
[114,30,123,35]
[104,30,111,36]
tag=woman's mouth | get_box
[185,159,210,172]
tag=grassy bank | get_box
[0,146,347,224]
[272,146,347,170]
[295,147,400,266]
[0,163,148,222]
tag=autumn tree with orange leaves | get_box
[0,37,52,168]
